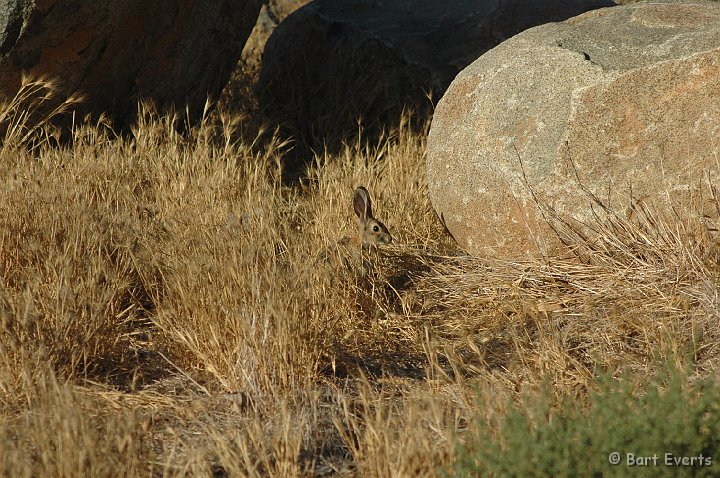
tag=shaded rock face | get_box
[241,0,310,64]
[426,1,720,259]
[258,0,615,157]
[0,0,262,130]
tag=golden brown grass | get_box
[2,76,720,477]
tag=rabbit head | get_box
[352,186,392,248]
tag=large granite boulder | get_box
[427,1,720,259]
[0,0,262,129]
[258,0,615,155]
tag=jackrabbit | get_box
[321,186,392,275]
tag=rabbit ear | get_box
[353,187,372,222]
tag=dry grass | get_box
[2,76,720,477]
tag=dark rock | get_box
[258,0,615,156]
[0,0,262,130]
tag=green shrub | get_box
[452,367,720,477]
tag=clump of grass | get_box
[0,75,82,150]
[452,362,720,477]
[0,373,151,477]
[0,129,159,392]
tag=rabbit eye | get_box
[372,225,379,232]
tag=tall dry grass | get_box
[1,76,720,477]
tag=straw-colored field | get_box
[2,71,720,477]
